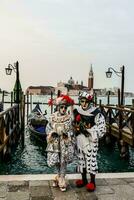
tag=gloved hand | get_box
[87,129,98,142]
[51,132,59,139]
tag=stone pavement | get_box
[0,173,134,200]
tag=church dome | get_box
[68,76,75,85]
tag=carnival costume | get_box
[46,95,75,192]
[73,91,106,192]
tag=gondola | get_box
[27,103,48,142]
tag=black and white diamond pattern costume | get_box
[74,106,106,175]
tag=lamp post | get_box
[5,61,20,127]
[105,66,125,106]
[5,61,25,147]
[5,61,20,104]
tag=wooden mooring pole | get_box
[30,94,32,113]
[131,99,134,145]
[26,92,29,124]
[20,93,25,148]
[50,91,53,114]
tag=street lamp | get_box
[105,66,125,106]
[5,61,20,104]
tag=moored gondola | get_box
[27,103,48,142]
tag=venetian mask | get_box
[80,98,90,110]
[59,104,68,115]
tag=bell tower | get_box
[88,64,94,90]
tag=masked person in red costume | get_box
[73,91,106,192]
[46,94,75,192]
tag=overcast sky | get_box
[0,0,134,93]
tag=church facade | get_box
[55,64,94,95]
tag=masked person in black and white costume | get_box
[46,94,75,192]
[73,91,106,192]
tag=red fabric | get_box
[76,114,81,122]
[60,94,74,105]
[87,95,93,101]
[48,94,74,106]
[48,98,53,106]
[86,182,96,192]
[75,179,85,187]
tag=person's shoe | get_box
[59,186,67,192]
[52,175,59,187]
[75,179,86,188]
[86,182,96,192]
[58,177,67,192]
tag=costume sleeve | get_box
[46,116,54,142]
[87,113,106,141]
[67,116,74,137]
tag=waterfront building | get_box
[25,65,133,97]
[68,76,75,85]
[55,82,68,95]
[55,78,89,96]
[55,65,94,95]
[26,86,55,95]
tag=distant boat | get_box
[27,103,48,142]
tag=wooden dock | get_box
[100,100,134,157]
[1,92,134,160]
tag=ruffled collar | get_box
[77,106,97,116]
[51,111,70,123]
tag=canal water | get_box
[0,129,134,175]
[0,94,134,174]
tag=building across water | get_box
[25,65,134,97]
[25,65,94,95]
[26,86,55,95]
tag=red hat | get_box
[48,94,74,106]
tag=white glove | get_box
[87,128,98,143]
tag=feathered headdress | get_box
[48,94,74,106]
[79,90,94,101]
